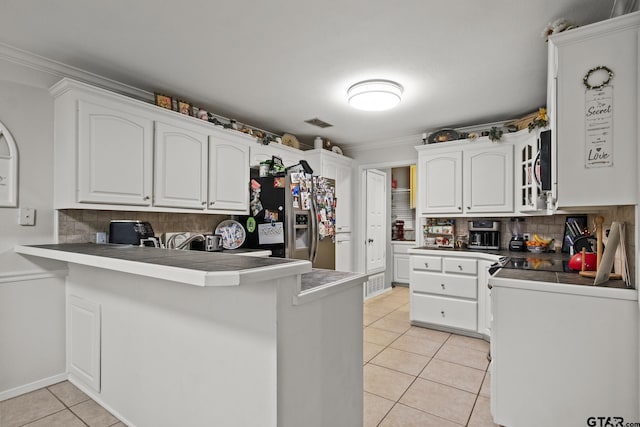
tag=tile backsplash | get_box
[58,209,230,243]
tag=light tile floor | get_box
[0,381,125,427]
[2,285,497,427]
[364,285,498,427]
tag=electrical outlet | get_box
[523,233,531,241]
[18,208,36,226]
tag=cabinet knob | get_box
[209,201,215,206]
[466,206,471,210]
[458,265,463,271]
[487,283,493,290]
[201,201,206,206]
[424,262,429,268]
[441,310,445,317]
[143,196,150,201]
[457,206,462,210]
[441,283,445,289]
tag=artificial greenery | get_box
[528,107,549,132]
[488,126,503,142]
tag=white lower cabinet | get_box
[335,233,353,272]
[491,280,638,426]
[412,294,477,331]
[68,295,101,392]
[410,254,478,334]
[393,254,410,283]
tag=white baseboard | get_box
[0,372,67,401]
[67,377,137,427]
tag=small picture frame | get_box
[177,100,191,116]
[155,93,173,110]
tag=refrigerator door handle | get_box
[310,198,319,263]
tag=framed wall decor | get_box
[154,93,173,110]
[0,120,18,207]
[177,100,191,116]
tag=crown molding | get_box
[0,42,153,101]
[347,133,423,153]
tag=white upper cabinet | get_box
[463,144,513,213]
[305,148,353,232]
[154,121,208,209]
[418,150,463,215]
[548,13,640,207]
[77,99,153,206]
[208,134,250,212]
[51,78,251,214]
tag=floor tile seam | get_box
[432,354,489,372]
[46,385,91,409]
[393,394,467,426]
[17,408,78,427]
[441,339,491,354]
[373,399,396,427]
[367,360,424,378]
[464,392,483,426]
[67,404,93,427]
[414,373,483,395]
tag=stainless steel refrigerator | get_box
[240,170,336,269]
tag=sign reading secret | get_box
[583,66,614,168]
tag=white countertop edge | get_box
[408,248,503,262]
[489,275,638,300]
[221,260,312,286]
[293,273,368,306]
[16,245,233,287]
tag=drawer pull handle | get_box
[441,283,445,289]
[441,310,445,317]
[424,262,429,268]
[458,265,463,271]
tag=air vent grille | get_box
[304,117,333,128]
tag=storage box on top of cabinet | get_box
[50,78,251,214]
[547,12,640,207]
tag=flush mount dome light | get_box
[347,79,403,111]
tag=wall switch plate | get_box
[523,233,531,241]
[18,208,36,226]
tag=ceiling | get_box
[0,1,613,149]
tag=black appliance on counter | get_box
[468,220,501,250]
[508,217,527,252]
[108,220,157,246]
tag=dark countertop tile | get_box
[25,243,298,272]
[494,268,631,289]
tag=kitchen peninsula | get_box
[15,244,366,427]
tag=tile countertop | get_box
[15,243,311,287]
[409,246,635,292]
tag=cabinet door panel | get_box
[393,254,410,283]
[336,164,352,232]
[335,234,352,272]
[463,145,513,213]
[208,137,249,212]
[555,27,637,206]
[419,151,462,214]
[154,122,207,209]
[411,293,477,330]
[412,271,477,299]
[78,100,153,205]
[68,295,101,392]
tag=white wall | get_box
[0,59,67,399]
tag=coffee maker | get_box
[508,217,527,251]
[467,220,501,250]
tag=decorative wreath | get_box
[583,66,614,90]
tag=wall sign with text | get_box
[583,66,614,169]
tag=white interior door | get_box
[366,169,387,273]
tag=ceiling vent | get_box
[304,117,333,128]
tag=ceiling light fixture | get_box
[347,79,403,111]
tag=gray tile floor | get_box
[1,285,498,427]
[364,286,498,426]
